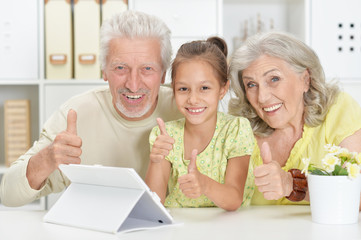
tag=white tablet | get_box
[44,164,174,234]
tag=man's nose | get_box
[125,70,141,92]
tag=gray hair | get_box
[100,10,172,71]
[228,31,340,137]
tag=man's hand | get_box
[254,142,293,200]
[47,109,82,169]
[27,109,82,190]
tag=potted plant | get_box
[302,144,361,224]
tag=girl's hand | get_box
[178,149,207,198]
[150,118,175,163]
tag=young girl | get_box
[145,37,254,211]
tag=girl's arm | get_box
[178,152,250,211]
[145,118,173,204]
[145,157,171,204]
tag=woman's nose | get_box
[257,85,271,104]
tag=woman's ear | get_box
[219,80,230,100]
[302,69,311,92]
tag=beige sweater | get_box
[0,85,182,207]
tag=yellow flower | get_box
[356,153,361,165]
[321,154,340,173]
[346,163,360,179]
[325,144,341,155]
[338,148,353,159]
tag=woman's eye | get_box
[246,82,256,88]
[271,76,280,82]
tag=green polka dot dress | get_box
[149,112,255,208]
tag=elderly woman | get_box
[228,31,361,205]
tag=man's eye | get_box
[145,66,152,70]
[116,66,124,70]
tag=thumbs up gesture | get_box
[150,118,175,163]
[178,149,206,199]
[48,109,82,170]
[253,142,293,200]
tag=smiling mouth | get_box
[125,94,143,100]
[263,103,283,112]
[187,107,206,113]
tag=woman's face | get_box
[242,55,310,130]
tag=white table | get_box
[1,206,361,240]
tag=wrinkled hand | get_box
[150,118,175,163]
[178,149,206,198]
[253,142,293,200]
[47,109,82,170]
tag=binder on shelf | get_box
[4,100,31,167]
[45,0,73,79]
[73,0,101,79]
[44,164,175,234]
[102,0,128,22]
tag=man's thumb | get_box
[260,141,272,164]
[66,109,77,135]
[188,149,198,173]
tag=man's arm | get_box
[0,110,82,207]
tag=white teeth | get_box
[126,95,142,99]
[263,103,282,112]
[188,108,204,113]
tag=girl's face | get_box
[173,60,228,127]
[242,55,310,130]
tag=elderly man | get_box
[0,11,182,207]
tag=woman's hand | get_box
[150,118,175,163]
[254,142,293,200]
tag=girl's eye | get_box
[201,86,209,90]
[178,87,188,91]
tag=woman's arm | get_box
[339,128,361,210]
[339,129,361,152]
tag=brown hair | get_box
[171,36,228,89]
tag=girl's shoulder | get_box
[217,112,252,128]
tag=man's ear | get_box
[219,80,230,100]
[103,70,108,82]
[161,71,166,84]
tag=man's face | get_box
[103,37,165,121]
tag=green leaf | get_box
[309,169,328,176]
[332,165,348,176]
